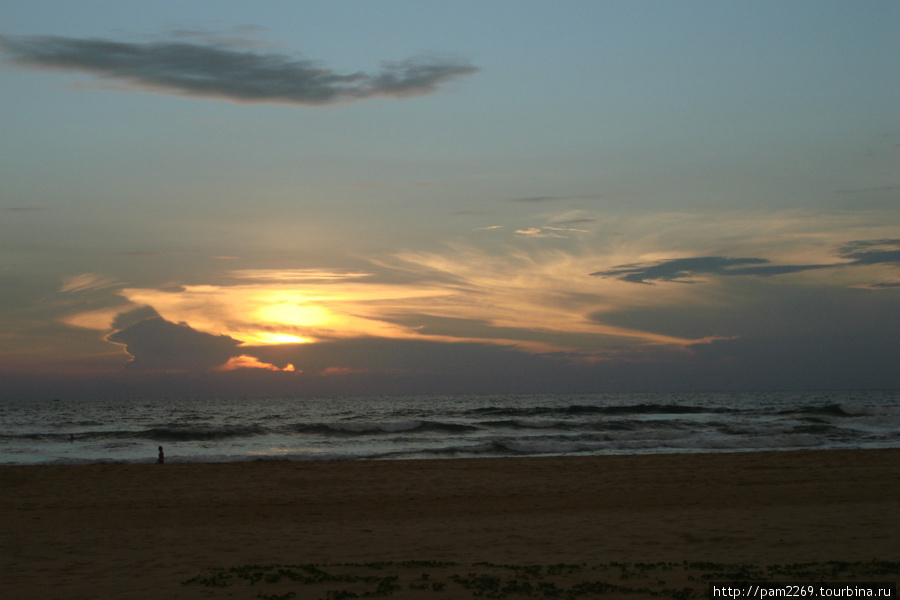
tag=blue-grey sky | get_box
[1,1,898,398]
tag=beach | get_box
[2,449,898,599]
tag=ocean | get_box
[1,390,898,465]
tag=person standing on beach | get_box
[157,446,164,464]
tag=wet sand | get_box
[2,449,898,599]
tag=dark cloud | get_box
[0,34,479,105]
[590,256,831,284]
[110,305,162,330]
[837,239,900,265]
[106,315,241,371]
[835,239,900,288]
[593,240,900,285]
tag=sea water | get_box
[0,391,898,465]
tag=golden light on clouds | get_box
[115,270,446,346]
[62,307,123,331]
[231,269,373,282]
[215,355,297,372]
[57,209,894,368]
[97,253,715,361]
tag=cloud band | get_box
[591,239,900,285]
[0,34,479,105]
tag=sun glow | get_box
[256,302,335,328]
[115,274,436,347]
[249,332,315,345]
[96,249,735,362]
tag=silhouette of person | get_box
[157,446,164,464]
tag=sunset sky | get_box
[2,1,898,399]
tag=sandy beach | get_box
[2,449,898,599]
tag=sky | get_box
[1,1,898,399]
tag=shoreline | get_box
[5,443,900,467]
[3,448,898,599]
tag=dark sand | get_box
[2,449,898,599]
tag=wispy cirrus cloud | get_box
[516,225,589,238]
[228,269,372,282]
[59,273,118,293]
[0,34,479,105]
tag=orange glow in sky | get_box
[215,355,297,372]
